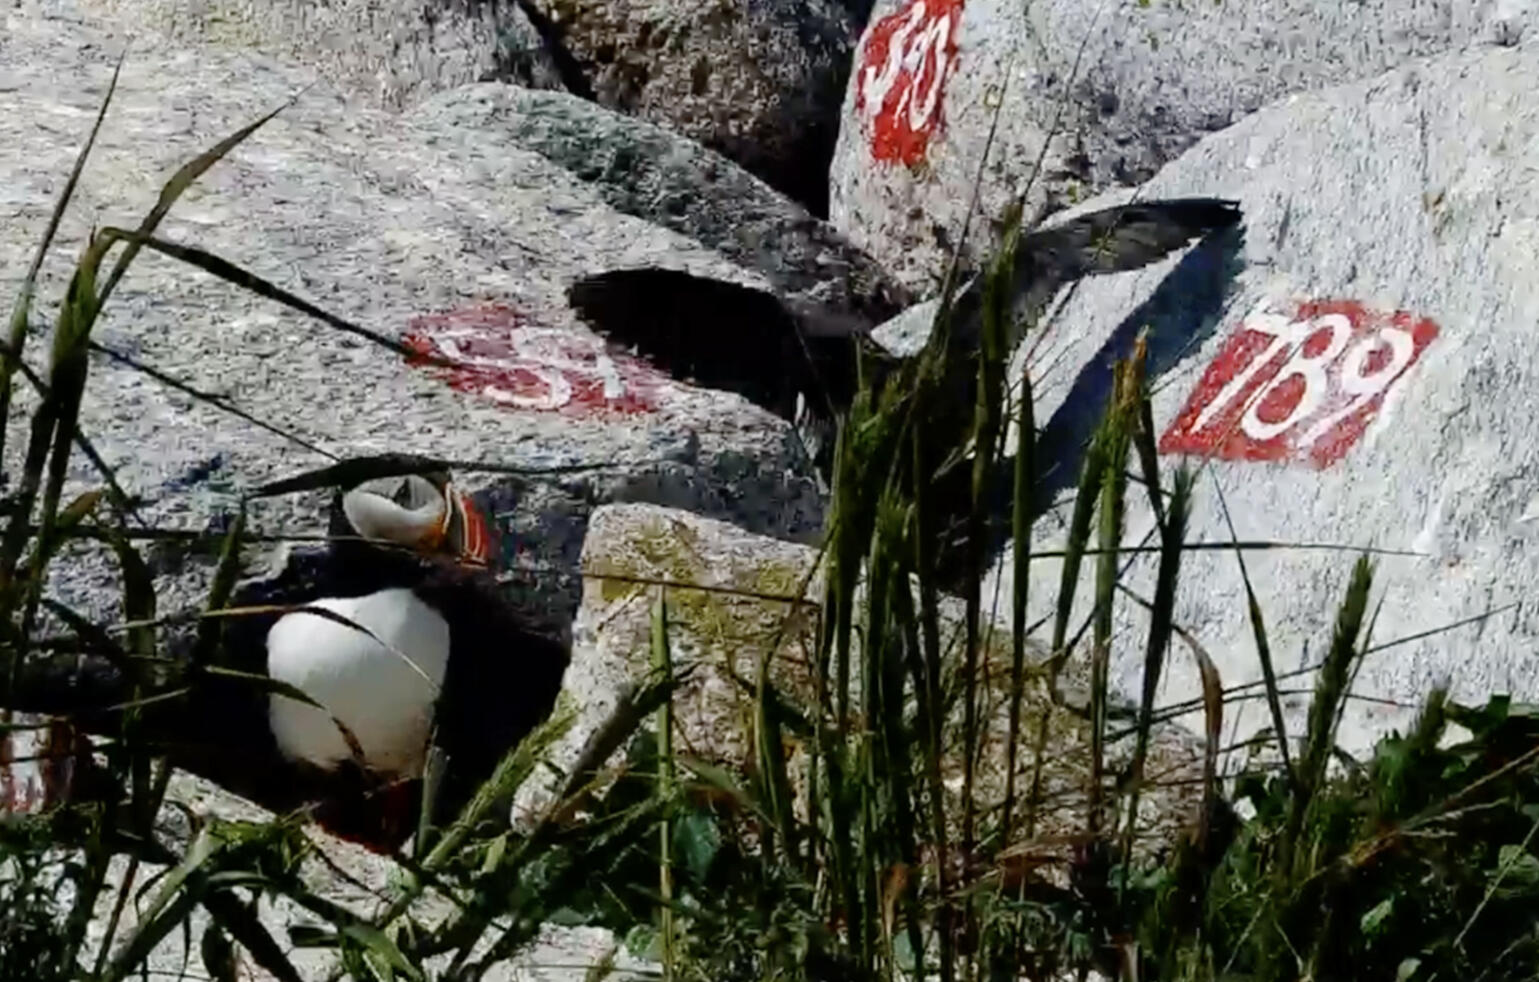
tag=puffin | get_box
[5,466,569,853]
[566,197,1243,580]
[206,467,570,850]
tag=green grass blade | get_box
[1000,360,1037,844]
[651,589,678,982]
[1283,554,1374,879]
[98,825,218,981]
[1088,360,1133,834]
[0,50,124,469]
[1212,473,1296,790]
[191,500,246,666]
[97,228,451,365]
[1119,464,1193,888]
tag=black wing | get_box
[1011,198,1242,331]
[1022,197,1242,281]
[929,197,1242,358]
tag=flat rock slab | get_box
[2,3,834,636]
[515,502,1207,855]
[829,0,1533,295]
[985,37,1539,756]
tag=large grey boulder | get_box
[78,0,566,107]
[514,502,1207,854]
[0,2,879,639]
[829,0,1535,295]
[984,36,1539,757]
[80,0,862,215]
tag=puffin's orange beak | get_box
[339,475,496,569]
[444,484,494,568]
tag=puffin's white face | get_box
[337,474,493,567]
[340,475,452,553]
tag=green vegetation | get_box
[1,53,1536,982]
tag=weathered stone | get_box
[514,502,1207,855]
[829,0,1535,296]
[527,0,861,214]
[2,3,847,639]
[407,82,914,330]
[77,0,567,107]
[79,0,861,215]
[984,37,1539,757]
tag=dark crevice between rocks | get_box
[510,1,846,218]
[503,0,598,101]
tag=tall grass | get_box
[2,52,1538,982]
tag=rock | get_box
[513,502,1208,854]
[984,37,1539,757]
[410,82,913,328]
[61,771,658,980]
[526,0,862,214]
[2,3,856,639]
[77,0,568,107]
[829,0,1535,296]
[80,0,862,216]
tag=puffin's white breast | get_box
[265,588,451,777]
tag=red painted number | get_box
[855,0,964,165]
[1158,300,1439,468]
[405,304,672,417]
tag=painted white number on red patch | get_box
[855,0,964,165]
[405,304,671,417]
[1159,300,1439,468]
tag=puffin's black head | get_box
[322,471,497,587]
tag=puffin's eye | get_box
[392,480,415,506]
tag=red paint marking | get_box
[854,0,964,165]
[405,304,673,417]
[0,714,83,815]
[450,488,495,569]
[1159,300,1439,468]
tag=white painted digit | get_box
[1296,326,1416,447]
[903,10,951,130]
[484,370,571,411]
[1241,313,1352,441]
[1189,303,1296,434]
[431,325,628,411]
[860,1,927,122]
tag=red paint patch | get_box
[854,0,964,165]
[0,715,84,815]
[1159,300,1439,468]
[405,304,672,417]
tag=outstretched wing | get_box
[1022,197,1242,282]
[917,197,1241,359]
[565,267,862,424]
